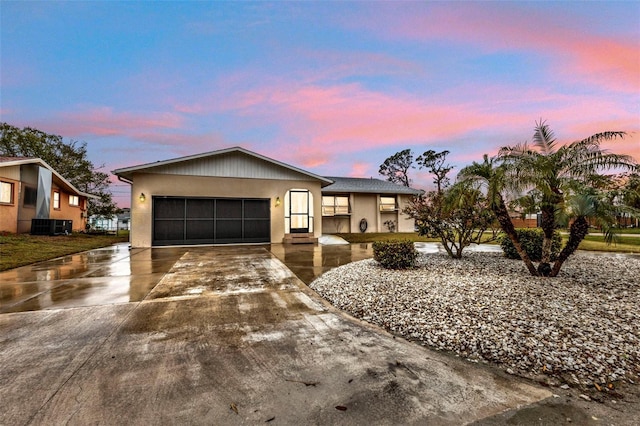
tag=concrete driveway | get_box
[0,244,550,424]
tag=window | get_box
[53,191,60,209]
[69,195,79,206]
[0,181,13,204]
[322,195,349,216]
[380,196,396,212]
[23,186,37,207]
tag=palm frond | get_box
[532,120,556,154]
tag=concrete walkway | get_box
[0,245,550,424]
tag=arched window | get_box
[284,189,313,234]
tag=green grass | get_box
[0,232,130,271]
[335,232,438,244]
[576,234,640,253]
[333,232,639,254]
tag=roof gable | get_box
[113,147,333,185]
[0,157,97,198]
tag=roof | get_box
[113,146,334,186]
[322,176,423,195]
[0,157,98,199]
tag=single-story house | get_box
[0,157,96,234]
[88,208,131,233]
[113,147,422,248]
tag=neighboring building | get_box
[0,157,96,233]
[113,147,422,248]
[321,177,422,234]
[510,213,539,228]
[88,208,130,233]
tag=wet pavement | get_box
[0,243,552,424]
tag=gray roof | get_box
[322,177,423,195]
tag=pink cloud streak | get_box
[349,4,639,93]
[53,106,185,137]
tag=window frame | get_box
[23,186,37,207]
[0,181,14,204]
[322,195,350,216]
[53,191,61,209]
[379,196,397,212]
[69,195,80,207]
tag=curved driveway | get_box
[0,244,550,424]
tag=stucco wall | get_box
[321,193,417,234]
[396,194,416,232]
[129,173,323,247]
[349,193,379,233]
[49,185,87,231]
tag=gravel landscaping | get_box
[310,251,640,387]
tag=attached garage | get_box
[113,147,333,248]
[153,197,270,246]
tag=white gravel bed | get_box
[310,251,640,386]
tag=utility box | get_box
[31,219,73,236]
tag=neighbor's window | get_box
[322,195,349,216]
[0,181,13,204]
[23,186,37,207]
[69,195,79,206]
[380,196,396,212]
[53,191,61,209]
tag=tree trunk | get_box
[550,216,589,277]
[493,196,539,276]
[538,204,556,276]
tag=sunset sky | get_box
[2,1,639,207]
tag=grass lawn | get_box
[577,234,640,253]
[335,232,438,244]
[334,232,640,253]
[0,232,130,271]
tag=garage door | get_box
[153,197,270,246]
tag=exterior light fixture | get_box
[139,193,146,202]
[275,196,281,207]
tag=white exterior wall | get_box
[129,173,322,247]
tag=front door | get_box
[289,190,309,233]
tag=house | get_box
[88,208,131,233]
[321,177,422,234]
[0,157,96,234]
[113,147,422,248]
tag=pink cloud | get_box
[348,3,639,93]
[349,162,372,178]
[39,106,185,139]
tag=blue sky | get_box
[2,1,638,207]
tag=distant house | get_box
[321,177,422,234]
[0,157,96,233]
[88,208,130,233]
[113,147,422,248]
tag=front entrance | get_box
[284,189,314,234]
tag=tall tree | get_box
[0,122,118,218]
[498,120,637,276]
[378,149,414,187]
[416,149,452,193]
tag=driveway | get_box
[0,244,550,424]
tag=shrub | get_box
[499,228,562,261]
[372,239,418,269]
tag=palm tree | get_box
[499,120,637,276]
[459,155,539,276]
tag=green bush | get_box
[499,228,562,261]
[372,239,418,269]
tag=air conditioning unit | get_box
[31,219,73,236]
